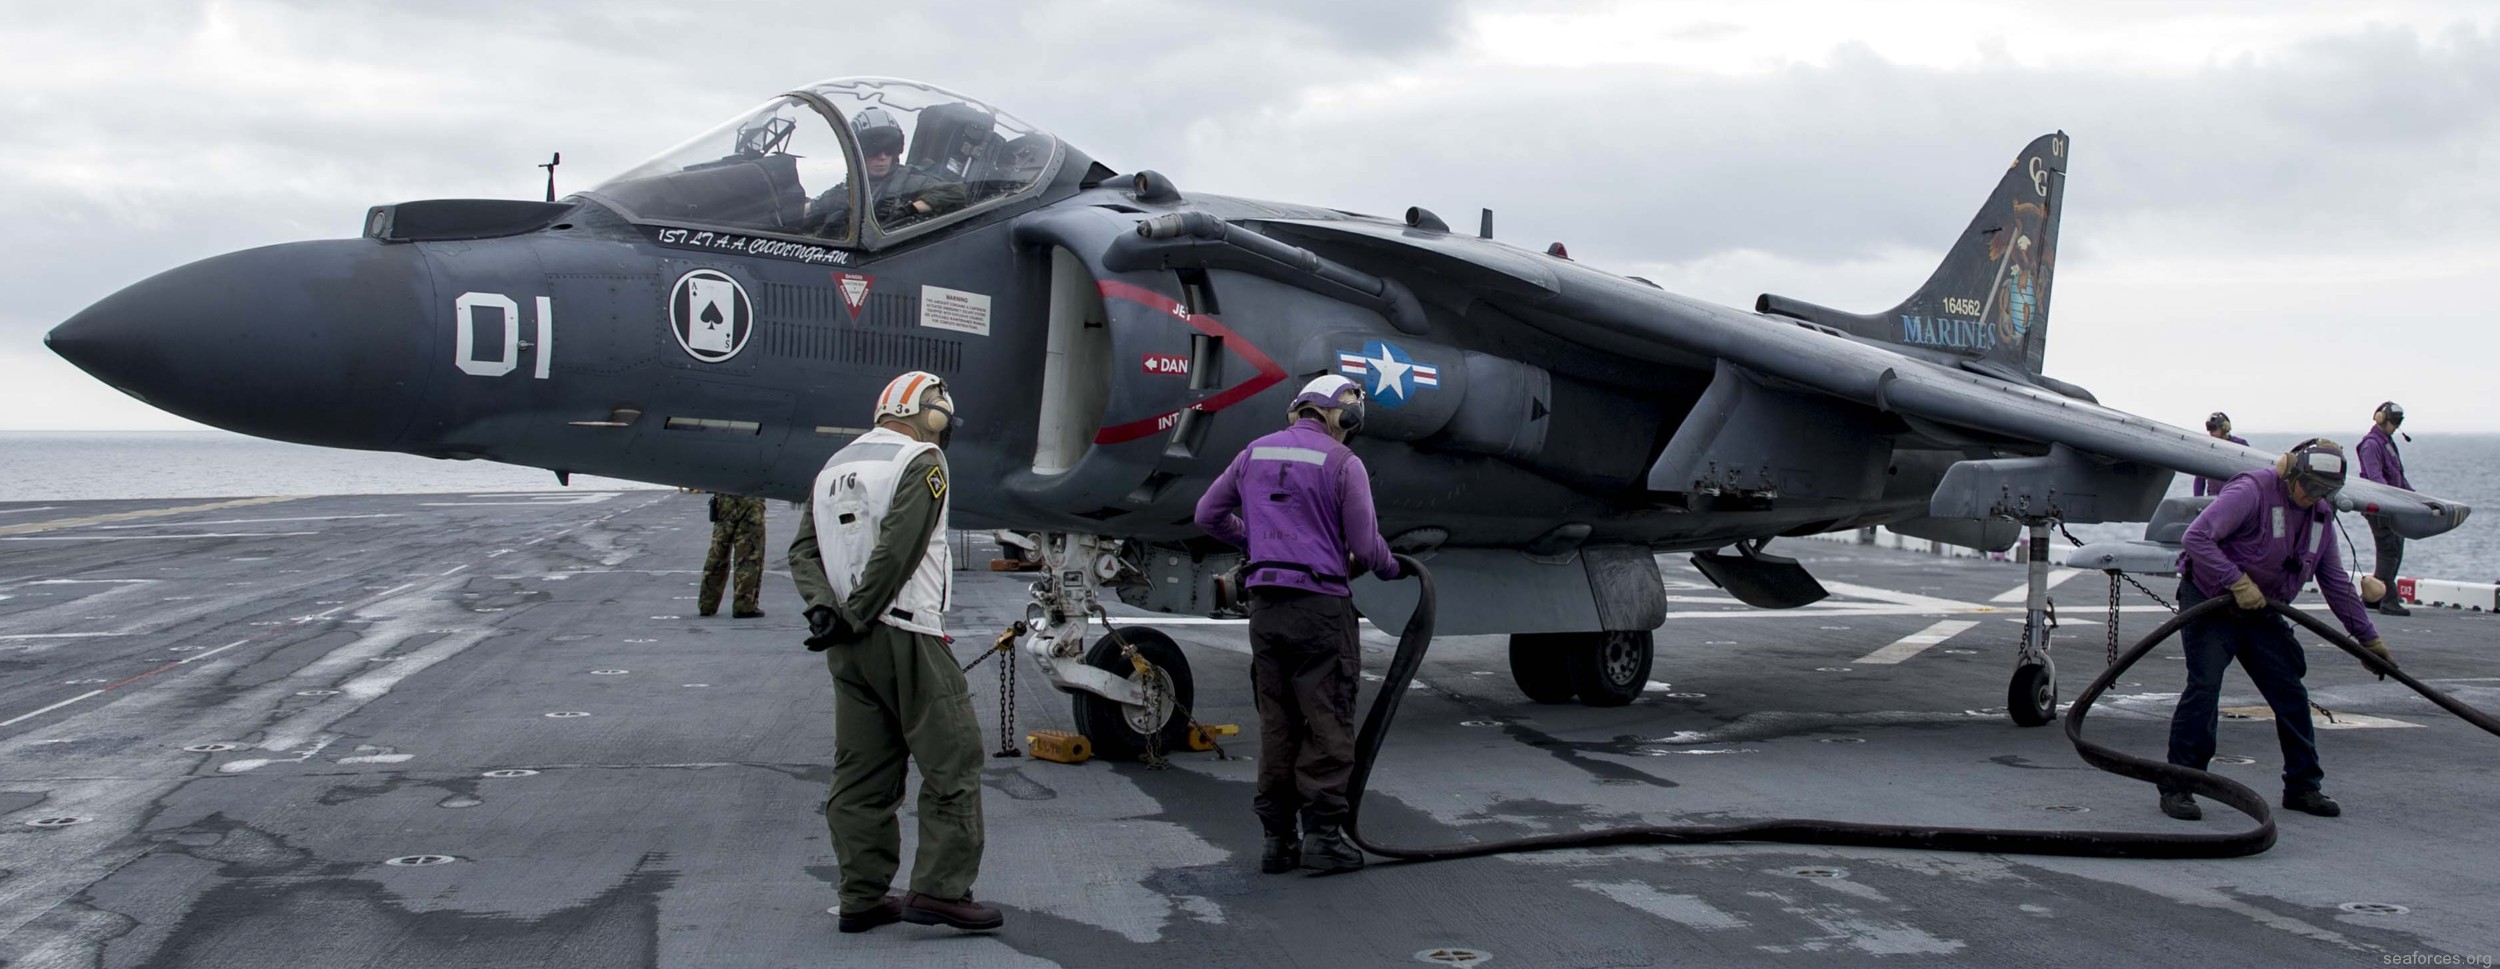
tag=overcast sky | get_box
[4,0,2494,434]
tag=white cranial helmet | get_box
[873,371,951,422]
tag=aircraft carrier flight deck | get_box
[1,491,2494,968]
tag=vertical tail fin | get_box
[1757,131,2068,375]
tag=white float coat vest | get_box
[809,426,951,637]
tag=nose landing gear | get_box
[1017,532,1200,759]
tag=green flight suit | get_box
[699,494,767,617]
[788,451,985,911]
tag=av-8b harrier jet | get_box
[48,77,2471,756]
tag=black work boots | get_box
[1260,833,1301,874]
[2159,791,2203,821]
[1301,825,1365,874]
[2283,790,2343,817]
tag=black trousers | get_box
[2164,576,2324,795]
[2369,517,2404,591]
[1246,587,1361,835]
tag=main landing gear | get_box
[1508,630,1655,707]
[2008,519,2059,727]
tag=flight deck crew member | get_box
[698,493,767,618]
[2357,402,2413,616]
[2193,412,2249,497]
[1193,374,1401,875]
[787,371,1000,934]
[2159,439,2393,822]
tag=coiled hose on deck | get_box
[1343,554,2500,862]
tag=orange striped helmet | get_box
[873,370,950,422]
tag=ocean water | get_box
[0,431,665,502]
[4,430,2493,581]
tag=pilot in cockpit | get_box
[806,107,969,235]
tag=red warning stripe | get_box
[1091,280,1288,445]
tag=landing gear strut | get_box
[2008,520,2059,727]
[1019,533,1196,756]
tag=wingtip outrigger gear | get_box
[1343,555,2500,865]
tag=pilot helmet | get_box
[852,107,906,159]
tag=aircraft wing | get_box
[1252,217,2472,540]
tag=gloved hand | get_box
[2360,637,2396,680]
[873,195,920,224]
[804,606,856,652]
[2359,575,2388,605]
[2227,574,2267,611]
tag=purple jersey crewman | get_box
[2159,439,2393,823]
[1194,374,1397,875]
[2192,411,2248,498]
[2356,402,2414,615]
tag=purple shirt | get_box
[2192,434,2248,497]
[1194,418,1399,596]
[2181,469,2378,642]
[2357,426,2410,491]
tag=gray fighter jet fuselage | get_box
[48,78,2471,742]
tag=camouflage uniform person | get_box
[699,493,767,618]
[788,370,999,934]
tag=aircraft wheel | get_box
[1071,627,1196,761]
[1567,630,1654,708]
[2007,661,2056,727]
[1507,634,1578,704]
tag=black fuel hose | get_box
[1343,554,2500,862]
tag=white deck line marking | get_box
[1990,568,2084,603]
[2,532,320,542]
[0,636,251,727]
[1815,580,1988,613]
[1855,619,1982,665]
[442,564,470,576]
[2217,706,2422,729]
[92,514,400,528]
[0,690,105,727]
[172,640,248,665]
[0,496,300,536]
[0,506,63,517]
[0,633,128,640]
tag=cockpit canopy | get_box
[587,78,1064,247]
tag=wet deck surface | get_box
[2,492,2495,968]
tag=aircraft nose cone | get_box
[47,239,434,449]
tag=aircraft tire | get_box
[1507,634,1578,704]
[2007,661,2056,727]
[1071,627,1197,760]
[1566,630,1653,708]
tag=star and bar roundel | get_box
[1337,339,1439,408]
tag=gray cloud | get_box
[4,1,2496,432]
